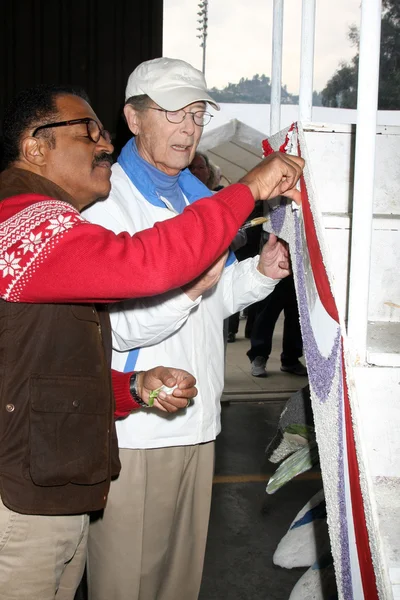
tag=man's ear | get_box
[20,136,48,167]
[124,105,141,136]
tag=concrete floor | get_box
[199,317,319,600]
[199,401,321,600]
[223,315,308,401]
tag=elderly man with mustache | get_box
[0,82,303,600]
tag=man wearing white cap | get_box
[84,57,300,600]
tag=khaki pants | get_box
[0,497,88,600]
[88,442,215,600]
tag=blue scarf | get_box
[118,138,214,209]
[118,139,237,271]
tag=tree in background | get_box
[208,73,322,105]
[322,0,400,109]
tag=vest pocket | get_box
[29,375,109,486]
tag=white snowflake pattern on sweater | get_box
[0,199,84,300]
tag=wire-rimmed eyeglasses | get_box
[146,107,213,127]
[32,117,112,144]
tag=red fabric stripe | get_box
[298,136,378,599]
[300,174,339,323]
[262,139,274,156]
[342,350,379,600]
[263,125,378,598]
[262,130,339,322]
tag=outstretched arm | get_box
[0,153,303,304]
[0,184,254,303]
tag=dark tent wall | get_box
[0,0,163,136]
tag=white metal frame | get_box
[270,0,383,365]
[347,0,382,364]
[270,0,284,135]
[299,0,316,122]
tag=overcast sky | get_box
[163,0,361,94]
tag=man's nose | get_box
[180,112,196,134]
[98,134,114,155]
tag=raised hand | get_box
[136,367,197,413]
[257,233,291,279]
[239,152,304,205]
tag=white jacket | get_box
[84,163,278,449]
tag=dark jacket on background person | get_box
[235,200,264,261]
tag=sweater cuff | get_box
[112,369,141,418]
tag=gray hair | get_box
[124,94,152,111]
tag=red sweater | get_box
[0,187,253,302]
[111,370,139,418]
[0,184,254,417]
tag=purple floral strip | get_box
[337,363,354,599]
[290,211,352,595]
[293,213,341,403]
[270,201,287,235]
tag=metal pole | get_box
[299,0,316,122]
[347,0,382,364]
[270,0,284,135]
[202,36,207,75]
[197,0,208,76]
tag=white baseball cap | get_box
[125,57,220,111]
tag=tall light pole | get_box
[197,0,209,75]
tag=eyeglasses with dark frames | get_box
[146,107,213,127]
[32,118,112,144]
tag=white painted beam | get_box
[299,0,316,122]
[270,0,284,135]
[347,0,382,364]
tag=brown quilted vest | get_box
[0,169,120,515]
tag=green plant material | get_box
[148,385,178,407]
[284,423,315,439]
[148,388,161,407]
[266,441,319,495]
[282,432,309,448]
